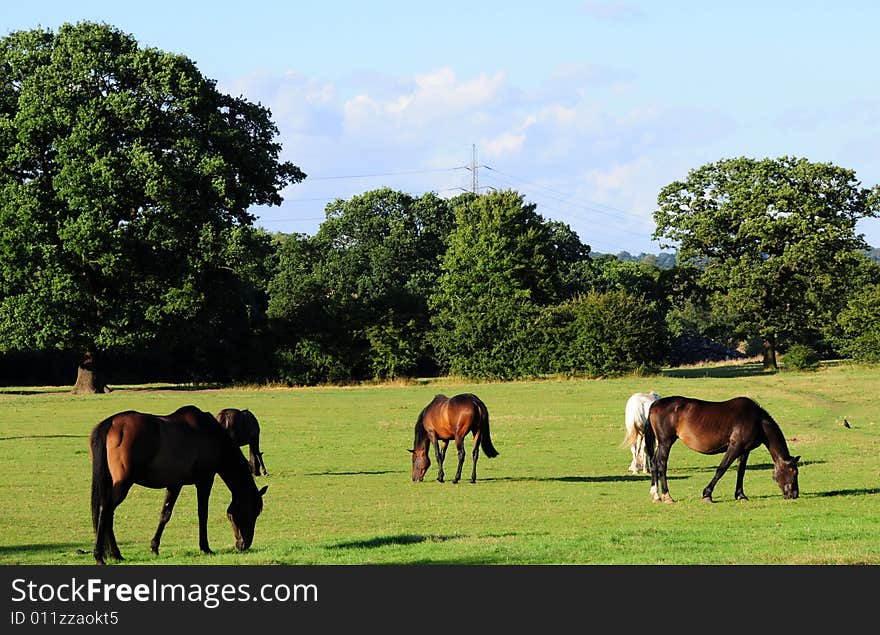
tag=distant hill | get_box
[594,250,677,269]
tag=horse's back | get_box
[650,396,764,454]
[423,393,481,439]
[99,406,231,486]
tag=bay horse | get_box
[216,408,268,476]
[410,393,498,483]
[621,391,661,474]
[644,396,799,503]
[89,405,268,565]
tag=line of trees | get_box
[2,23,880,391]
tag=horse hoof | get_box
[662,494,675,504]
[702,496,714,503]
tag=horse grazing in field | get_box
[621,391,661,474]
[410,393,499,484]
[216,408,268,476]
[89,405,267,565]
[644,396,799,503]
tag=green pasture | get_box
[1,362,878,565]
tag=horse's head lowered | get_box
[409,446,430,482]
[773,456,800,499]
[227,485,268,550]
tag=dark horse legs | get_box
[470,442,479,484]
[432,439,447,482]
[650,439,675,503]
[150,486,182,555]
[93,482,131,565]
[453,440,466,483]
[652,439,751,503]
[433,437,480,484]
[196,478,214,554]
[701,445,749,503]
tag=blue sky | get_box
[4,1,880,254]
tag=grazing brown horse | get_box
[410,393,498,484]
[216,408,268,476]
[89,405,267,565]
[644,396,799,503]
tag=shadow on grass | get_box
[0,384,226,396]
[662,362,772,379]
[811,487,880,498]
[329,534,464,550]
[0,543,90,558]
[306,470,399,476]
[639,459,824,475]
[484,474,686,483]
[0,434,86,442]
[115,384,227,392]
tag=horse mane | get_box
[413,394,446,449]
[751,398,794,459]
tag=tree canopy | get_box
[267,188,453,383]
[0,22,304,391]
[654,156,879,368]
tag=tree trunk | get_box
[761,336,778,371]
[71,350,111,394]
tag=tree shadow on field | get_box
[0,542,89,559]
[329,534,464,550]
[810,487,880,498]
[483,474,686,483]
[662,362,771,379]
[0,433,86,442]
[307,470,399,476]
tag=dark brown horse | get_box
[644,396,799,503]
[410,393,498,483]
[89,405,267,565]
[216,408,268,476]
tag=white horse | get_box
[622,392,661,474]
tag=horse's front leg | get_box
[702,446,740,503]
[734,451,750,501]
[195,478,214,554]
[452,438,466,484]
[433,439,446,482]
[151,486,181,556]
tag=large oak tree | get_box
[0,22,304,392]
[654,156,878,369]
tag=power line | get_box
[482,165,648,224]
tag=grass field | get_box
[1,362,878,565]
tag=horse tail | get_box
[89,416,114,534]
[643,407,656,471]
[472,396,498,458]
[621,419,640,449]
